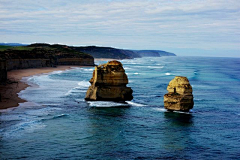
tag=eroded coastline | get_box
[0,66,83,109]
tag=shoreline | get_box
[0,66,89,110]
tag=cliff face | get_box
[7,59,51,71]
[85,60,133,101]
[164,76,194,112]
[0,46,95,71]
[71,46,141,59]
[57,58,94,66]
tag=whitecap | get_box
[51,114,69,120]
[165,73,171,75]
[173,110,191,114]
[0,114,28,121]
[134,73,139,75]
[65,82,89,96]
[75,99,85,102]
[152,108,167,112]
[80,68,94,72]
[87,101,129,107]
[1,121,46,139]
[70,67,81,69]
[124,67,132,70]
[51,70,63,74]
[84,68,94,71]
[65,90,73,96]
[25,107,62,116]
[78,81,90,88]
[126,101,146,107]
[147,66,164,69]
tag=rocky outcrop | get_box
[164,76,194,112]
[85,60,133,101]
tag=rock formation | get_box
[0,45,95,71]
[164,76,194,112]
[85,60,133,101]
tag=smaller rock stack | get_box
[164,76,194,112]
[85,60,133,101]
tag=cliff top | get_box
[0,44,93,60]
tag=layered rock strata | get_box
[85,61,133,101]
[164,76,194,112]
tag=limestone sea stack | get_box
[85,60,133,101]
[164,76,194,112]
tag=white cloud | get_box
[0,0,239,56]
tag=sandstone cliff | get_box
[0,44,95,83]
[0,45,95,71]
[85,60,133,101]
[164,76,194,112]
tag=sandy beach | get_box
[0,66,78,109]
[0,59,117,110]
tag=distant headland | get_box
[0,43,176,60]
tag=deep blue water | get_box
[0,56,240,159]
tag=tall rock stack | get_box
[85,60,133,101]
[164,76,194,112]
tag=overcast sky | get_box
[0,0,240,57]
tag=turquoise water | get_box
[0,57,240,159]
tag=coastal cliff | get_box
[0,44,95,82]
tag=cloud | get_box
[0,0,239,56]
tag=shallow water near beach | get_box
[1,56,240,159]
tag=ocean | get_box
[0,56,240,159]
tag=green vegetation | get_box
[71,46,141,59]
[0,43,94,60]
[0,43,176,59]
[0,45,13,51]
[0,45,35,51]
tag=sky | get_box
[0,0,240,57]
